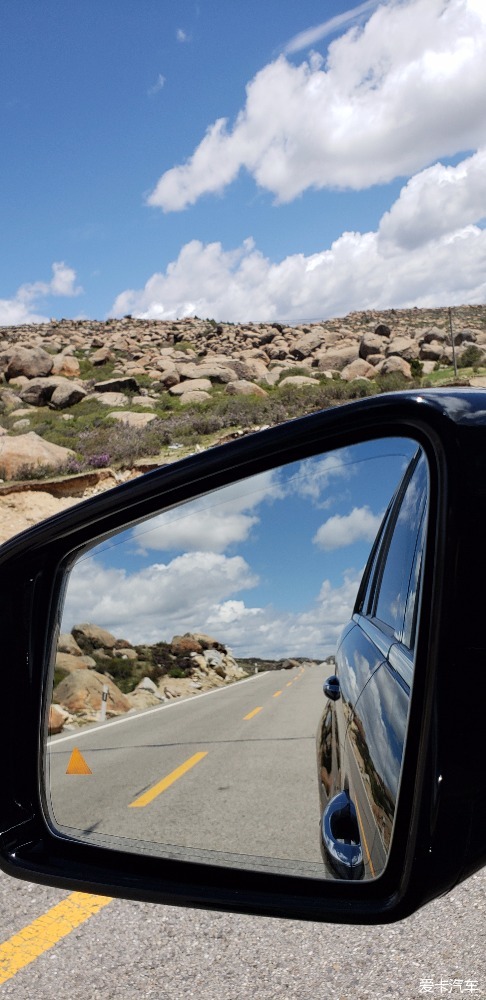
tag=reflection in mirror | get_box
[45,437,428,881]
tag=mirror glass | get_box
[45,436,428,880]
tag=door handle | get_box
[321,790,364,880]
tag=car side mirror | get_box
[1,389,485,924]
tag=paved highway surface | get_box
[47,665,330,878]
[1,867,484,998]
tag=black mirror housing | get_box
[1,388,486,924]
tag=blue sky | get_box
[2,0,485,326]
[62,438,417,658]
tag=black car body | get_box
[318,448,428,880]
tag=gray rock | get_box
[340,359,376,381]
[50,354,81,377]
[278,375,319,387]
[225,380,268,397]
[90,347,113,365]
[378,356,412,378]
[90,391,128,407]
[58,633,83,656]
[56,652,97,672]
[419,342,443,362]
[359,333,387,360]
[72,623,120,650]
[6,347,54,381]
[170,378,212,395]
[386,336,420,360]
[50,382,87,409]
[94,376,140,394]
[290,331,324,359]
[314,345,358,371]
[109,411,156,427]
[0,432,75,480]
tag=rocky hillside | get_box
[1,305,485,540]
[50,623,262,734]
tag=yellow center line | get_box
[286,681,293,687]
[243,706,263,720]
[354,797,375,878]
[273,690,282,697]
[129,751,208,808]
[0,892,112,986]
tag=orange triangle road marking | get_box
[66,747,92,775]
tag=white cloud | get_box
[290,452,352,504]
[176,28,189,42]
[283,0,381,54]
[133,471,283,554]
[62,552,362,659]
[111,213,486,324]
[313,506,383,550]
[208,568,363,659]
[148,73,165,96]
[147,0,486,211]
[378,147,486,249]
[62,551,259,646]
[0,262,83,326]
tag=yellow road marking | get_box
[354,798,375,878]
[129,751,208,807]
[244,706,263,720]
[66,747,92,775]
[0,892,112,986]
[273,690,282,697]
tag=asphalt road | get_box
[1,867,485,998]
[47,665,330,878]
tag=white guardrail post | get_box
[99,684,109,722]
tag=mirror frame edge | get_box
[0,389,482,924]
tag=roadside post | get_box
[99,684,109,722]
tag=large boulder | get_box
[50,381,87,409]
[378,356,412,378]
[171,635,204,655]
[72,623,120,650]
[279,375,319,388]
[225,380,268,397]
[314,345,358,371]
[169,378,212,395]
[227,358,270,382]
[6,347,54,381]
[290,331,325,359]
[57,632,83,656]
[90,347,113,365]
[94,377,140,394]
[53,668,131,715]
[19,376,86,408]
[190,632,226,652]
[359,333,387,360]
[178,362,235,384]
[109,411,156,428]
[340,359,376,381]
[0,432,75,480]
[51,354,81,377]
[48,704,73,735]
[386,337,419,361]
[56,652,97,672]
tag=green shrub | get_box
[458,344,483,369]
[53,667,69,688]
[168,666,187,679]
